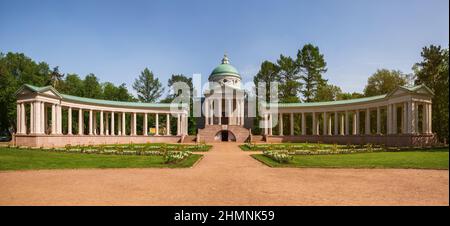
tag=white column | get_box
[387,104,392,134]
[365,108,371,135]
[155,113,159,136]
[407,101,414,134]
[422,104,428,134]
[93,111,97,135]
[236,100,240,125]
[51,104,56,134]
[269,114,273,135]
[218,99,222,125]
[68,107,72,135]
[392,105,397,134]
[34,101,42,134]
[43,104,47,134]
[122,112,126,135]
[402,102,408,134]
[105,112,109,135]
[166,114,170,135]
[323,112,327,135]
[132,112,136,135]
[345,111,349,135]
[39,102,45,134]
[328,113,332,135]
[312,112,317,135]
[301,113,306,135]
[334,112,338,135]
[78,109,83,135]
[177,113,180,135]
[16,103,21,134]
[264,113,268,135]
[205,99,209,126]
[57,105,62,134]
[227,99,232,125]
[89,110,93,135]
[428,104,432,134]
[100,110,104,135]
[340,113,345,135]
[414,103,419,134]
[352,111,357,135]
[111,112,115,135]
[279,113,283,136]
[143,113,148,136]
[21,103,26,134]
[29,102,34,134]
[290,113,294,136]
[376,107,381,134]
[184,113,188,135]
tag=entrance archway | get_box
[214,130,236,142]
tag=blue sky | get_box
[1,0,448,95]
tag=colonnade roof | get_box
[262,84,432,108]
[16,84,187,109]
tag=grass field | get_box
[253,149,449,169]
[0,148,202,171]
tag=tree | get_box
[161,74,195,135]
[50,66,64,89]
[103,82,134,101]
[363,69,407,96]
[337,92,364,100]
[413,45,449,141]
[277,55,301,103]
[83,73,103,98]
[133,68,164,103]
[59,73,84,96]
[297,44,327,102]
[0,52,51,133]
[254,60,280,102]
[314,83,343,102]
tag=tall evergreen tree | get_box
[254,60,280,102]
[161,74,195,135]
[132,68,164,103]
[413,45,449,141]
[297,44,327,102]
[277,55,301,103]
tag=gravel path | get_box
[0,143,448,205]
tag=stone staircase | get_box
[182,135,197,143]
[197,125,251,143]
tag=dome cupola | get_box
[209,54,241,82]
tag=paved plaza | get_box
[0,143,448,206]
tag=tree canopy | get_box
[363,69,407,96]
[133,68,164,103]
[413,45,449,141]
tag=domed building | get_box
[197,55,250,142]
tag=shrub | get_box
[263,150,293,163]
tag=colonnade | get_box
[204,98,244,126]
[263,101,432,136]
[16,101,188,136]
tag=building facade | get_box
[14,55,436,147]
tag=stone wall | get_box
[265,134,437,146]
[14,135,182,147]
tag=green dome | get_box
[209,55,241,80]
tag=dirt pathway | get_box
[0,143,448,205]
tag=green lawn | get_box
[0,148,202,171]
[252,149,449,169]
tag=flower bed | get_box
[263,150,293,163]
[164,151,192,164]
